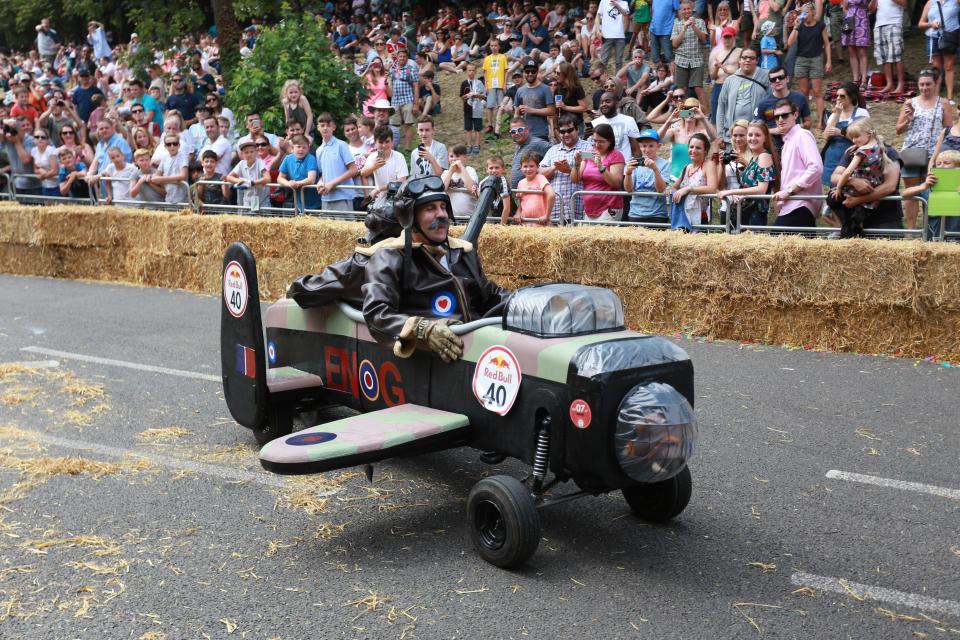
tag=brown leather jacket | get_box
[287,253,370,309]
[361,236,507,355]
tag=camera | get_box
[721,151,738,164]
[3,124,18,137]
[56,100,66,107]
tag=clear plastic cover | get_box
[504,284,624,338]
[614,382,697,483]
[572,337,689,379]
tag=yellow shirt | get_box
[482,53,508,91]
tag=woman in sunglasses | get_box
[53,125,94,167]
[31,129,62,198]
[204,93,235,137]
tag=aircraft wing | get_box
[259,405,471,475]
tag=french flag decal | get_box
[235,344,257,379]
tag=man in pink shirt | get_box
[771,99,823,229]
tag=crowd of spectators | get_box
[2,1,959,238]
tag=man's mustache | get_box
[426,217,449,231]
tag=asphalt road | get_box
[0,274,957,640]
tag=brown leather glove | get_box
[415,317,464,363]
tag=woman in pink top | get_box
[570,123,626,221]
[362,58,388,118]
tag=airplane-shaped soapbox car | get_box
[220,184,698,568]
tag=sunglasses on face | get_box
[672,95,684,100]
[769,75,786,82]
[558,127,575,134]
[741,55,757,61]
[774,112,792,120]
[62,130,75,135]
[35,135,48,139]
[509,127,526,134]
[165,141,180,147]
[255,142,269,147]
[131,108,144,113]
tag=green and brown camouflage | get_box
[259,405,470,471]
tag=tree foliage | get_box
[226,12,365,134]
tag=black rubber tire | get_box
[253,403,294,446]
[466,475,540,568]
[622,465,693,523]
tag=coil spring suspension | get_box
[532,417,551,490]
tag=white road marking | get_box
[791,571,960,617]
[6,359,60,369]
[21,346,220,383]
[826,470,960,500]
[9,428,337,495]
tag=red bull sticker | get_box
[359,359,380,402]
[431,291,456,317]
[569,399,592,429]
[472,346,521,416]
[223,260,248,318]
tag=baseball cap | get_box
[77,68,91,76]
[721,26,736,38]
[522,58,538,70]
[637,129,660,142]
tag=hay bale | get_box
[915,242,960,312]
[32,207,122,248]
[123,250,210,292]
[109,207,172,252]
[0,207,37,244]
[57,246,127,282]
[474,224,562,280]
[167,212,225,256]
[0,242,62,276]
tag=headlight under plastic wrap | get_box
[614,382,697,483]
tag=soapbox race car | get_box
[220,206,698,569]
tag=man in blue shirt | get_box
[314,113,360,212]
[165,73,200,126]
[71,69,103,124]
[84,118,132,193]
[650,0,681,65]
[625,129,671,223]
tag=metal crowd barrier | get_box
[189,180,297,216]
[730,193,929,240]
[95,176,192,211]
[9,173,97,206]
[6,171,954,242]
[569,190,726,232]
[300,183,375,220]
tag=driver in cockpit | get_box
[362,176,509,363]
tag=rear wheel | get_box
[467,475,540,568]
[622,465,692,523]
[253,403,294,446]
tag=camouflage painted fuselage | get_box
[264,300,694,492]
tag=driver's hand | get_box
[420,318,464,363]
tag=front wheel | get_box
[622,465,692,523]
[253,403,293,446]
[466,475,540,568]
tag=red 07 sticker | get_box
[569,399,592,429]
[472,346,522,416]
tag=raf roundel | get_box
[286,432,337,446]
[359,359,380,402]
[223,260,248,318]
[267,341,277,365]
[431,291,456,317]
